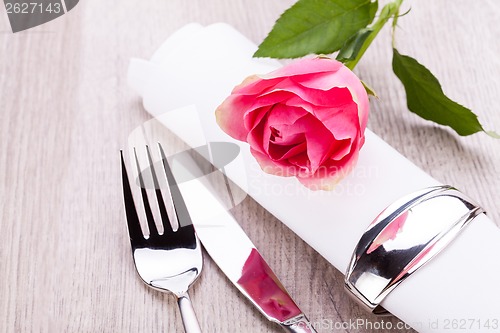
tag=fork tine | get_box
[145,145,174,234]
[158,142,194,230]
[120,150,145,242]
[133,147,159,237]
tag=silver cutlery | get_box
[121,144,203,333]
[169,150,317,333]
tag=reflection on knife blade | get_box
[169,147,317,333]
[237,248,302,322]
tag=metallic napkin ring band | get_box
[345,185,485,315]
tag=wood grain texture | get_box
[0,0,498,332]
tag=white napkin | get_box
[128,23,500,332]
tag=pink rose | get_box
[216,57,369,190]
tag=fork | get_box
[121,144,203,333]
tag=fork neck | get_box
[176,292,202,333]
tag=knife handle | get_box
[280,314,317,333]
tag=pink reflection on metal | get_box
[237,249,302,322]
[367,211,409,254]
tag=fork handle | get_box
[177,292,202,333]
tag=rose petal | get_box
[250,148,295,177]
[285,89,352,112]
[235,58,343,96]
[243,90,296,131]
[244,105,272,132]
[282,98,359,157]
[215,94,251,141]
[262,105,308,154]
[270,129,305,146]
[268,140,307,161]
[315,102,360,141]
[327,138,352,161]
[234,77,284,96]
[263,79,356,108]
[267,104,309,127]
[296,115,337,172]
[287,151,310,172]
[232,74,262,93]
[247,114,268,155]
[259,58,342,80]
[298,66,369,130]
[246,90,295,112]
[296,149,360,190]
[260,110,341,174]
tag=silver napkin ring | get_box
[345,185,484,315]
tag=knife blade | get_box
[169,151,317,333]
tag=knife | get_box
[169,149,317,333]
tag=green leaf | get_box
[343,1,401,70]
[392,48,487,136]
[254,0,378,59]
[336,28,373,62]
[361,80,378,98]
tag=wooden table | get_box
[1,0,499,332]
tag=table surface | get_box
[1,0,499,332]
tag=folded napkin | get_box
[128,23,500,332]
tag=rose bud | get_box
[216,57,369,190]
